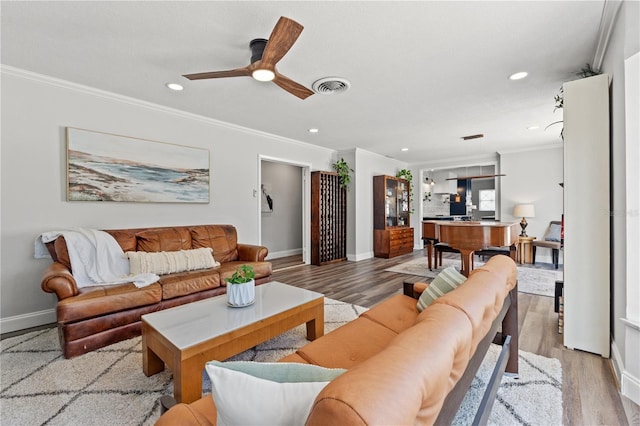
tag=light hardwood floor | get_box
[271,250,631,426]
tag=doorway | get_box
[258,156,311,268]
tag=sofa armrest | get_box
[236,243,269,262]
[41,262,79,301]
[402,281,429,300]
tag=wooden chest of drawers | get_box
[374,227,414,258]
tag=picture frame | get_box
[66,127,209,203]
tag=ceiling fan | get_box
[183,16,314,100]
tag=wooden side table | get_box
[517,236,536,264]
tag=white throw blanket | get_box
[36,228,159,288]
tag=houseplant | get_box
[547,63,602,139]
[226,264,255,307]
[395,169,414,214]
[332,158,353,190]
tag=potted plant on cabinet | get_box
[396,169,415,214]
[226,264,255,307]
[332,158,353,190]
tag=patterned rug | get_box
[385,257,563,297]
[0,299,561,425]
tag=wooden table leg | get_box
[305,301,325,340]
[142,325,164,377]
[175,358,204,404]
[460,249,475,277]
[509,244,518,263]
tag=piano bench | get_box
[476,247,511,261]
[434,242,461,268]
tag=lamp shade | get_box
[513,204,535,218]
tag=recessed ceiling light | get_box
[401,148,409,152]
[166,83,183,91]
[527,125,540,130]
[308,128,319,133]
[509,72,528,80]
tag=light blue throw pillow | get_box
[545,224,562,242]
[205,361,346,426]
[417,266,467,312]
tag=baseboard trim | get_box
[266,248,303,260]
[348,251,373,262]
[611,338,624,387]
[620,322,640,406]
[1,309,56,334]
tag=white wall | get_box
[499,146,564,263]
[600,0,640,405]
[0,68,334,332]
[349,148,407,261]
[260,162,303,259]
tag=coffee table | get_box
[141,281,324,403]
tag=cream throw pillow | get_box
[127,247,219,275]
[205,361,346,426]
[417,265,467,312]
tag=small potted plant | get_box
[332,158,353,190]
[226,264,255,307]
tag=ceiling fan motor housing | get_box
[250,38,268,63]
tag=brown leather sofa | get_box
[156,255,518,425]
[41,224,272,358]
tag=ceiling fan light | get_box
[252,69,275,82]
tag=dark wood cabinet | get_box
[311,171,347,265]
[373,175,413,258]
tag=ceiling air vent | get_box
[461,134,484,140]
[312,77,351,95]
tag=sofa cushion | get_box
[206,361,346,426]
[157,269,221,300]
[104,230,137,252]
[417,266,467,312]
[306,303,473,426]
[56,283,162,323]
[136,228,192,252]
[127,248,218,275]
[360,294,419,334]
[294,317,397,369]
[155,396,217,426]
[190,225,238,263]
[216,261,273,284]
[432,270,508,355]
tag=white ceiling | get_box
[1,1,606,164]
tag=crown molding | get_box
[497,141,563,156]
[592,0,623,70]
[0,65,334,154]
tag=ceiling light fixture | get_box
[527,125,540,130]
[308,128,319,133]
[509,71,528,80]
[166,83,184,91]
[252,69,275,82]
[401,148,409,152]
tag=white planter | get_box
[226,279,255,307]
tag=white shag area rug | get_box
[385,257,563,297]
[1,298,561,426]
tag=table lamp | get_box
[513,204,535,237]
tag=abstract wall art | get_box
[66,127,209,203]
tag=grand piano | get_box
[422,220,519,276]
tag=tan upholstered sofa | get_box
[41,224,272,358]
[156,255,519,425]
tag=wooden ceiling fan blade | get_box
[273,72,314,100]
[183,66,251,80]
[260,17,303,68]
